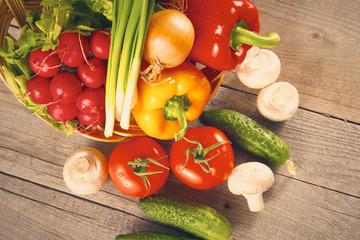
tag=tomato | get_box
[109,136,170,197]
[170,126,234,190]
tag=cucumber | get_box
[138,194,232,240]
[115,231,198,240]
[199,109,290,166]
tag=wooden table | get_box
[1,0,359,239]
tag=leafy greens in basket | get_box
[0,0,111,135]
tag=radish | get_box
[76,86,105,133]
[89,29,111,60]
[56,32,90,68]
[29,48,61,77]
[26,75,54,104]
[76,86,105,113]
[48,102,79,122]
[78,109,105,127]
[77,57,107,88]
[77,108,105,134]
[49,72,82,104]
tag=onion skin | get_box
[143,9,195,69]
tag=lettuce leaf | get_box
[83,0,113,21]
[0,34,35,78]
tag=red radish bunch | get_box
[56,32,90,68]
[76,86,106,133]
[48,102,80,122]
[26,75,53,104]
[50,72,82,104]
[26,30,111,132]
[89,29,111,60]
[77,57,107,88]
[29,49,61,78]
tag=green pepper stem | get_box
[230,26,280,51]
[162,95,191,141]
[174,111,187,141]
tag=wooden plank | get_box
[0,174,194,240]
[2,164,359,240]
[224,0,360,123]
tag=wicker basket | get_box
[0,0,224,142]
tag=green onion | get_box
[104,0,154,137]
[119,0,154,129]
[105,0,154,137]
[115,0,144,121]
[104,0,130,137]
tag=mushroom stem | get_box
[227,162,274,212]
[243,193,264,212]
[72,157,94,174]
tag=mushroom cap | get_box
[257,81,299,122]
[237,47,281,89]
[63,147,108,195]
[228,162,274,195]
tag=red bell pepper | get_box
[185,0,280,71]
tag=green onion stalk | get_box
[119,0,154,129]
[104,0,154,137]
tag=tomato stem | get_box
[128,156,169,190]
[182,137,230,173]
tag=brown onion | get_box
[142,9,195,81]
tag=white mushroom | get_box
[228,162,274,212]
[257,81,299,122]
[237,46,281,89]
[63,147,108,195]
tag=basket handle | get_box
[4,0,28,28]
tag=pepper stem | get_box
[230,21,280,51]
[162,95,191,141]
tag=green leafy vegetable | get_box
[32,0,111,51]
[25,10,41,24]
[0,35,34,78]
[0,0,113,136]
[83,0,113,21]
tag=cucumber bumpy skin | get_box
[138,194,232,240]
[199,109,290,166]
[115,231,199,240]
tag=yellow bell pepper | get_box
[132,61,211,140]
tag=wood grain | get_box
[0,174,195,240]
[230,0,360,123]
[1,0,360,239]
